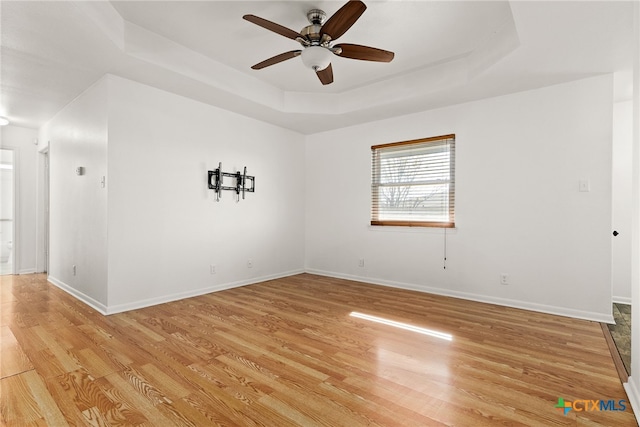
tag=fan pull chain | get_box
[443,228,447,270]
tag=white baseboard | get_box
[47,275,108,315]
[613,296,632,305]
[47,267,613,324]
[105,269,305,315]
[48,270,303,315]
[305,269,615,324]
[624,377,640,418]
[18,269,36,275]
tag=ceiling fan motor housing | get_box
[302,9,331,46]
[301,24,324,44]
[307,9,326,25]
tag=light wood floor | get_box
[1,273,636,426]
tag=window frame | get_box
[371,134,456,228]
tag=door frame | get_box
[0,147,18,275]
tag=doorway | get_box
[0,148,15,275]
[43,151,49,273]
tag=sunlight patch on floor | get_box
[350,311,453,341]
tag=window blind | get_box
[371,134,455,228]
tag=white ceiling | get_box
[0,1,635,135]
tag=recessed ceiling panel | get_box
[110,1,514,93]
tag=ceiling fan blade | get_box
[251,50,302,70]
[320,0,367,41]
[316,63,334,85]
[334,44,394,62]
[243,14,303,41]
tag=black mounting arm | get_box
[208,162,255,202]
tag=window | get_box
[371,134,455,228]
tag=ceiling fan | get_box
[243,0,394,85]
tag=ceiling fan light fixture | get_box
[244,1,393,85]
[301,46,332,71]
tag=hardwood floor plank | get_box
[23,370,68,426]
[317,379,437,427]
[326,375,456,426]
[0,273,636,426]
[25,348,70,379]
[1,372,43,424]
[0,370,67,426]
[102,371,175,426]
[138,362,192,399]
[179,391,251,427]
[110,314,166,343]
[72,347,120,379]
[92,376,151,426]
[258,394,329,426]
[0,326,33,379]
[44,374,105,426]
[31,325,81,373]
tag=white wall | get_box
[34,72,618,323]
[35,139,48,274]
[612,100,633,303]
[626,0,640,413]
[39,78,109,309]
[0,125,40,274]
[37,75,305,313]
[305,75,614,322]
[105,76,305,311]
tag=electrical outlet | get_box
[358,258,365,267]
[210,264,216,275]
[72,265,76,276]
[247,259,253,269]
[500,273,508,285]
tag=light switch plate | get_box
[579,179,590,192]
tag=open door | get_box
[0,148,15,275]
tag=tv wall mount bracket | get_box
[208,162,255,202]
